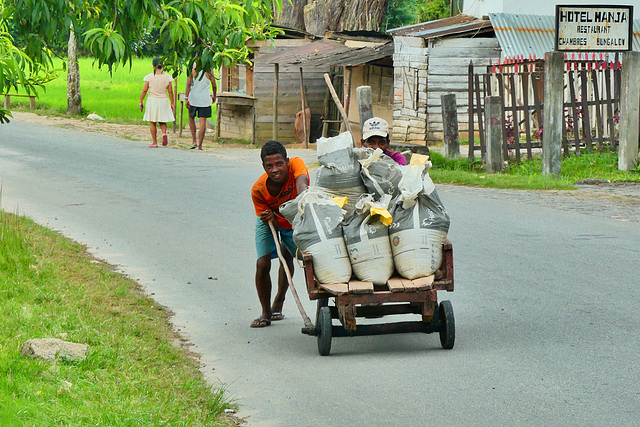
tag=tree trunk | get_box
[67,27,82,115]
[276,0,307,30]
[304,0,345,35]
[338,0,389,32]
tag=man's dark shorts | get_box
[189,105,212,118]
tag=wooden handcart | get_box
[301,239,455,355]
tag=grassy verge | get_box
[429,151,640,190]
[0,211,235,425]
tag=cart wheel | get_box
[317,306,332,356]
[439,300,455,350]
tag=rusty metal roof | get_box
[387,14,493,38]
[300,42,394,68]
[256,39,393,68]
[255,39,351,66]
[489,13,640,59]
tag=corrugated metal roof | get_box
[387,14,493,38]
[490,13,640,59]
[256,39,393,68]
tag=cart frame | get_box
[301,239,455,355]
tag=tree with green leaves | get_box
[2,0,282,122]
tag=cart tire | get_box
[439,300,455,350]
[317,306,332,356]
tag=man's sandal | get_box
[271,312,285,321]
[250,318,271,328]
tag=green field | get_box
[10,57,196,125]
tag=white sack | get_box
[281,188,352,284]
[315,132,367,216]
[358,148,404,200]
[389,156,450,279]
[342,194,394,285]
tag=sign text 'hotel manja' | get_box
[555,5,633,52]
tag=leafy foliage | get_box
[417,0,450,23]
[1,0,283,123]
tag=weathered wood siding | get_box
[346,65,394,139]
[426,37,500,141]
[253,62,329,144]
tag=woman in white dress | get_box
[139,58,175,147]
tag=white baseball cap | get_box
[362,117,389,140]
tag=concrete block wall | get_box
[218,104,253,141]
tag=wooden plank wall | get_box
[427,37,500,142]
[253,63,329,144]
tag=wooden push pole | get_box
[323,73,356,145]
[441,93,460,159]
[299,67,308,148]
[356,85,373,134]
[341,67,353,133]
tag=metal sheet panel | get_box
[489,12,640,59]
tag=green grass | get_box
[0,211,235,426]
[429,151,640,190]
[8,57,196,125]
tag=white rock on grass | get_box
[20,338,88,362]
[86,112,104,121]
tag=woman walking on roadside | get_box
[139,57,175,148]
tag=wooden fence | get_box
[468,55,621,162]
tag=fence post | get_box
[618,51,640,171]
[356,86,373,134]
[441,93,460,158]
[485,96,503,173]
[542,52,564,176]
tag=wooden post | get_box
[542,52,564,176]
[356,86,373,135]
[341,67,353,133]
[299,67,308,148]
[215,100,221,140]
[468,61,475,160]
[172,76,178,132]
[485,96,503,173]
[273,63,279,141]
[324,73,356,146]
[618,51,640,171]
[3,95,9,109]
[441,93,460,159]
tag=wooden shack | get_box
[388,15,500,144]
[216,28,393,145]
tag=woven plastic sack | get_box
[389,155,450,279]
[358,148,404,200]
[315,132,367,216]
[280,188,352,284]
[342,194,394,285]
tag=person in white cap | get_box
[361,117,407,165]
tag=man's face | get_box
[263,153,289,184]
[362,135,389,151]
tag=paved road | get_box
[1,120,639,426]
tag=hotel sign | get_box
[555,5,633,51]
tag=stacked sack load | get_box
[342,194,394,285]
[315,132,367,216]
[280,187,352,285]
[389,154,450,279]
[358,147,404,200]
